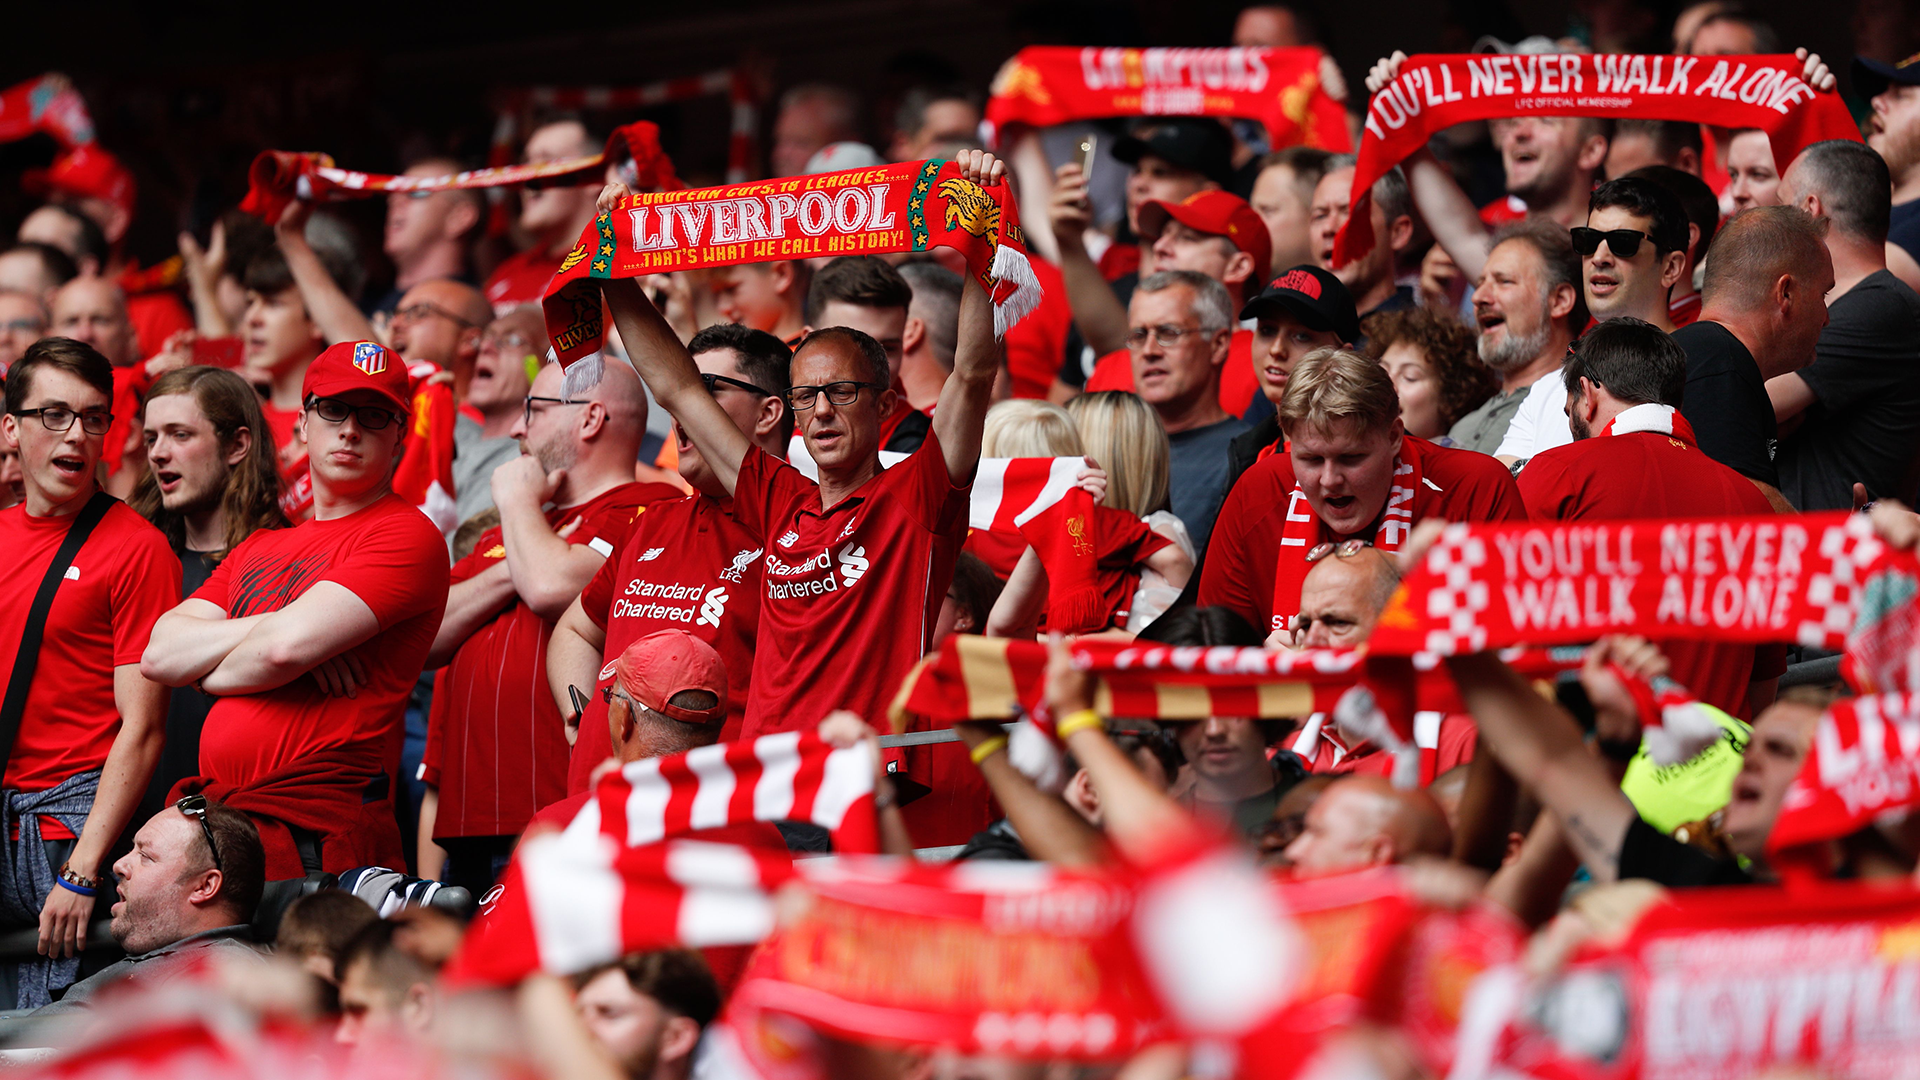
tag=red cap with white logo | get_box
[301,340,413,416]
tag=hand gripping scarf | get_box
[984,46,1351,152]
[543,157,1041,367]
[239,121,681,226]
[1332,53,1862,265]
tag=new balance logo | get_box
[718,547,762,583]
[838,545,869,587]
[837,518,858,542]
[638,547,666,562]
[778,529,800,548]
[696,586,730,628]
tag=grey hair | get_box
[1136,269,1233,334]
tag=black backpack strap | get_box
[0,491,116,771]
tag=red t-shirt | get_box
[1083,330,1258,417]
[1517,427,1783,718]
[1199,437,1528,633]
[1004,255,1073,400]
[0,500,178,793]
[103,364,149,478]
[1669,291,1702,329]
[1479,195,1528,227]
[732,432,989,846]
[422,484,655,839]
[571,493,764,794]
[193,495,449,788]
[483,249,563,315]
[127,291,194,362]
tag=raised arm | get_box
[1047,162,1130,356]
[952,720,1107,867]
[1364,54,1491,280]
[600,265,749,496]
[273,202,379,346]
[930,150,1013,487]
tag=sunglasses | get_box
[175,794,223,871]
[1569,227,1655,259]
[701,372,775,398]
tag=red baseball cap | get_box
[1136,190,1273,302]
[614,630,727,724]
[302,341,413,416]
[24,144,136,223]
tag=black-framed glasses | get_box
[1305,538,1373,563]
[393,301,482,329]
[480,330,535,354]
[308,396,400,430]
[175,794,223,871]
[785,381,884,410]
[1569,227,1654,259]
[1125,324,1204,349]
[11,406,111,435]
[702,372,775,398]
[523,394,586,426]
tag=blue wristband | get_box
[54,876,96,898]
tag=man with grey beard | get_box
[1445,221,1584,457]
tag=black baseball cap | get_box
[1854,52,1920,98]
[1239,265,1360,345]
[1112,119,1235,188]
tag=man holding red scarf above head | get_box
[1518,318,1782,718]
[1199,349,1524,637]
[595,151,1011,847]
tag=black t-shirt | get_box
[1776,271,1920,510]
[1674,320,1778,487]
[1617,815,1753,887]
[139,548,219,824]
[1890,200,1920,264]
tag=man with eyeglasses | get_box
[600,149,1006,846]
[0,796,266,1030]
[450,307,544,526]
[141,340,449,880]
[550,324,791,798]
[415,355,667,893]
[386,280,490,404]
[484,118,606,316]
[0,337,176,1008]
[1123,270,1248,558]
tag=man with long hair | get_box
[130,365,289,820]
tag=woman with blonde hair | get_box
[988,392,1196,637]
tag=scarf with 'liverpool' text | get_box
[1333,53,1862,265]
[543,158,1040,366]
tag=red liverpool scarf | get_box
[239,121,680,225]
[543,158,1041,365]
[1769,691,1920,858]
[1333,53,1862,265]
[1270,442,1427,635]
[1372,511,1914,656]
[984,46,1351,151]
[0,74,92,147]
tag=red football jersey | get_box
[0,501,178,793]
[1199,436,1528,634]
[193,495,448,795]
[423,484,655,839]
[483,249,564,314]
[570,493,765,793]
[732,433,990,846]
[1517,427,1781,717]
[1003,254,1073,400]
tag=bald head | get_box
[50,276,135,366]
[1701,206,1830,313]
[520,357,648,482]
[1284,775,1451,876]
[1297,547,1401,649]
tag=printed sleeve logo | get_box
[838,545,869,587]
[352,341,388,376]
[719,547,764,583]
[639,546,666,562]
[696,586,731,628]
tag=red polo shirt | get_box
[1199,436,1527,634]
[569,493,766,794]
[732,431,990,845]
[422,483,657,839]
[1517,426,1783,717]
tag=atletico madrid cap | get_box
[616,629,728,724]
[1239,264,1360,345]
[1136,190,1274,303]
[302,340,412,416]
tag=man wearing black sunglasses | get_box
[142,340,450,881]
[600,150,1009,847]
[1573,177,1691,334]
